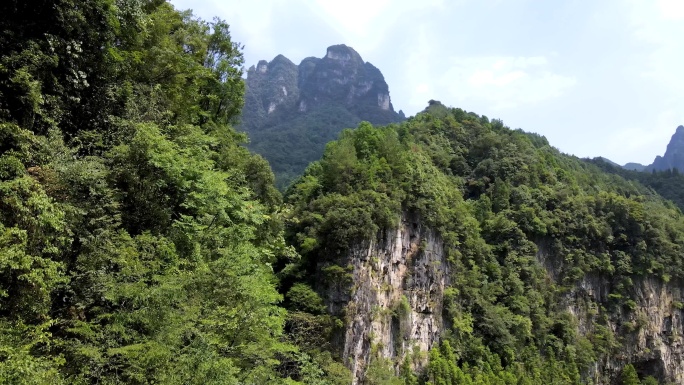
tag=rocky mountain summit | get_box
[240,44,404,189]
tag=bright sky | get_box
[170,0,684,165]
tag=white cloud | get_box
[605,108,683,165]
[402,26,437,111]
[623,0,684,161]
[628,0,684,86]
[312,0,391,36]
[307,0,445,55]
[657,0,684,20]
[468,69,525,87]
[439,56,576,110]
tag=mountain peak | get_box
[256,59,269,73]
[241,44,403,188]
[296,44,396,114]
[271,54,293,65]
[324,44,363,63]
[645,125,684,172]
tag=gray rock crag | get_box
[538,242,684,384]
[240,44,403,189]
[323,215,448,384]
[649,126,684,172]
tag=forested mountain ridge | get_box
[589,157,684,213]
[240,44,404,189]
[589,125,684,213]
[284,101,684,384]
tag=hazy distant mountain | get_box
[617,125,684,172]
[594,156,621,167]
[594,157,647,172]
[240,44,404,189]
[647,125,684,172]
[623,162,646,171]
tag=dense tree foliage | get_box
[247,102,364,190]
[285,102,683,384]
[0,1,348,383]
[590,158,684,213]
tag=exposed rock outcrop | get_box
[327,218,684,384]
[322,215,448,384]
[239,44,403,189]
[539,242,684,384]
[649,125,684,172]
[296,45,397,119]
[243,44,400,129]
[243,55,300,129]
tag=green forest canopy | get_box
[589,157,684,213]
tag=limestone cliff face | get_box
[323,215,448,384]
[564,277,684,384]
[242,55,300,131]
[243,44,400,130]
[539,244,684,384]
[297,45,395,119]
[327,217,684,384]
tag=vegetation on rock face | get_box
[285,101,684,384]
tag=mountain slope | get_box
[6,3,684,384]
[284,101,684,384]
[590,157,684,212]
[593,125,684,213]
[240,45,404,189]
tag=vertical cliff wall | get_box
[327,221,684,384]
[323,215,448,384]
[287,102,684,385]
[539,245,684,384]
